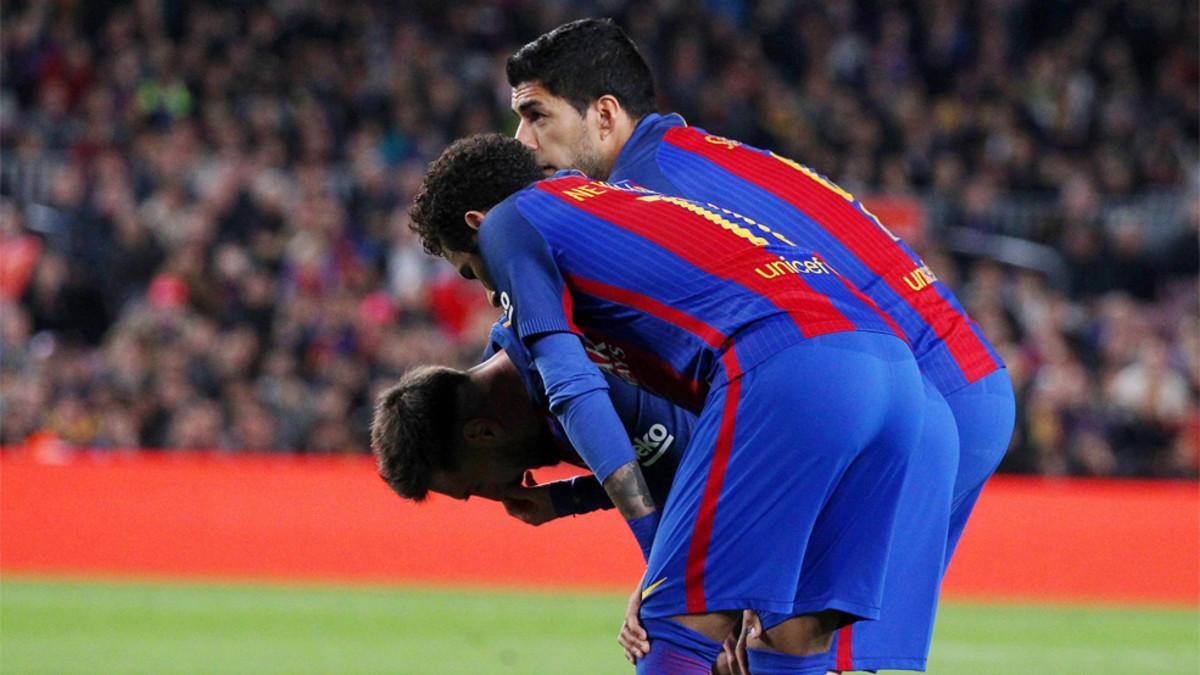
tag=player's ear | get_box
[593,95,621,135]
[462,418,503,446]
[464,210,486,232]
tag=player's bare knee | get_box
[747,609,847,656]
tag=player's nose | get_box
[514,120,537,149]
[488,290,500,307]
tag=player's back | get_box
[487,173,903,410]
[609,114,1004,396]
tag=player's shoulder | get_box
[485,172,588,225]
[663,124,767,155]
[486,188,531,224]
[525,170,595,200]
[477,183,570,263]
[478,188,541,247]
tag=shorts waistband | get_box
[710,316,905,390]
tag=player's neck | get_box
[471,355,525,417]
[597,116,638,179]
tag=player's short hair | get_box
[371,365,470,501]
[409,133,543,256]
[506,18,656,120]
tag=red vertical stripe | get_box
[566,273,727,349]
[663,127,1000,383]
[826,253,907,344]
[560,287,581,335]
[836,624,854,670]
[537,179,860,340]
[684,349,742,613]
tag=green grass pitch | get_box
[1,578,1196,674]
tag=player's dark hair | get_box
[409,133,543,256]
[506,18,656,120]
[371,366,470,501]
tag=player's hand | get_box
[618,585,650,663]
[727,610,757,675]
[714,636,737,675]
[710,610,750,675]
[499,483,558,526]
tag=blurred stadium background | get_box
[1,0,1197,673]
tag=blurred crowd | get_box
[1,0,1196,478]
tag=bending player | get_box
[370,323,694,524]
[406,133,952,674]
[377,319,765,669]
[501,18,1015,673]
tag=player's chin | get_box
[541,165,557,176]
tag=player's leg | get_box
[942,369,1016,568]
[640,333,925,669]
[816,371,1012,672]
[825,379,960,672]
[808,372,1011,673]
[634,616,727,674]
[741,333,932,669]
[633,356,745,672]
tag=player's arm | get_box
[479,204,659,558]
[528,332,655,517]
[482,321,640,521]
[543,374,695,516]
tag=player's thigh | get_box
[823,379,959,672]
[645,333,919,623]
[786,344,928,622]
[944,368,1016,564]
[946,368,1016,505]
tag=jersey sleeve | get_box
[479,198,637,484]
[547,474,610,516]
[477,200,579,341]
[528,332,634,483]
[551,373,698,517]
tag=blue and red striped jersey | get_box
[608,114,1004,395]
[478,173,903,412]
[483,319,695,512]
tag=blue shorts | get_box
[943,369,1015,566]
[829,368,1014,672]
[639,331,927,626]
[827,379,959,672]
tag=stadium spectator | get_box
[1,0,1195,477]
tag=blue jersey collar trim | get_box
[610,112,686,180]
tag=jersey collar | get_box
[548,168,586,180]
[610,112,686,180]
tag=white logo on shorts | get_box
[633,423,674,467]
